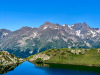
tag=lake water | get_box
[0,61,100,75]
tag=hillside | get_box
[28,48,100,67]
[0,22,100,58]
[0,51,23,66]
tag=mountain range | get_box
[0,22,100,58]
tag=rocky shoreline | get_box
[0,51,24,66]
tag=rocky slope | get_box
[28,48,100,67]
[0,22,100,58]
[0,51,23,66]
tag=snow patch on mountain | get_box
[33,33,37,38]
[68,24,74,30]
[84,41,91,47]
[76,30,81,37]
[96,30,100,33]
[90,30,97,37]
[3,32,8,36]
[29,51,33,54]
[62,37,68,42]
[62,24,66,26]
[53,36,59,40]
[43,27,48,30]
[55,27,59,29]
[1,32,9,38]
[68,26,73,30]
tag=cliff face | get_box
[0,51,23,66]
[29,53,50,62]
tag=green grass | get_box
[28,48,100,66]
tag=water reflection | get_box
[34,63,50,67]
[34,63,100,74]
[0,61,100,75]
[0,64,19,74]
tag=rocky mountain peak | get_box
[71,22,90,31]
[17,26,37,32]
[62,24,69,28]
[39,22,61,30]
[0,29,11,39]
[0,29,11,33]
[21,26,33,30]
[83,22,87,25]
[43,22,61,26]
[43,21,52,25]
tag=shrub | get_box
[61,52,65,55]
[35,58,43,63]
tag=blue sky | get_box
[0,0,100,31]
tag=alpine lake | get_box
[0,61,100,75]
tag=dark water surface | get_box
[0,61,100,75]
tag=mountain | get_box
[0,29,11,39]
[0,22,100,58]
[28,48,100,67]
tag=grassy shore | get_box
[28,48,100,67]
